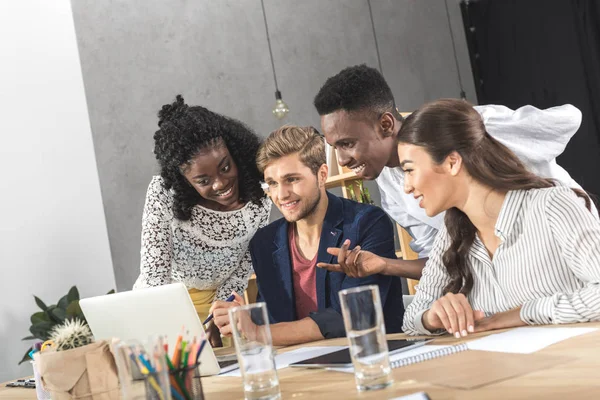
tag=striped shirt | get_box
[403,186,600,335]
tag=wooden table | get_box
[3,323,600,399]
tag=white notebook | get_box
[328,343,468,373]
[389,343,468,369]
[330,326,597,373]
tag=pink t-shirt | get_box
[288,224,318,320]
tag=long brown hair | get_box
[399,99,590,295]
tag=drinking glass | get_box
[229,302,281,400]
[339,285,393,391]
[113,338,172,400]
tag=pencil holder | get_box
[169,362,204,400]
[113,339,172,400]
[143,370,170,400]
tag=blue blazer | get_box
[249,192,405,338]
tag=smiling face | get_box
[398,143,463,217]
[181,141,242,211]
[263,153,327,223]
[320,110,397,180]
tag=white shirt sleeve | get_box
[377,167,443,258]
[475,104,597,218]
[475,104,581,164]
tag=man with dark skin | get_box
[313,64,590,280]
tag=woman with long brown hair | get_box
[400,99,600,337]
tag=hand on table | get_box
[423,293,527,337]
[422,293,485,337]
[317,239,386,278]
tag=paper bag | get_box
[36,340,120,400]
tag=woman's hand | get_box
[474,307,526,332]
[422,292,485,337]
[210,292,261,341]
[210,292,245,337]
[317,239,386,278]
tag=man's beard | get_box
[283,186,322,223]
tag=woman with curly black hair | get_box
[134,95,271,343]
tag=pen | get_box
[196,339,207,362]
[202,294,236,325]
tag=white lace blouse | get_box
[133,176,271,300]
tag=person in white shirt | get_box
[398,99,599,336]
[313,64,596,280]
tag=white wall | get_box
[71,0,476,290]
[0,0,116,382]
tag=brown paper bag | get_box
[36,340,120,400]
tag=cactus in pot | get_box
[50,319,94,351]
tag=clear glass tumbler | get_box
[229,302,281,400]
[339,285,393,391]
[113,338,172,400]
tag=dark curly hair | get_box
[153,95,265,220]
[314,64,398,118]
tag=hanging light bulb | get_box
[272,90,289,119]
[262,0,290,119]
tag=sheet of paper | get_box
[326,345,453,373]
[466,326,598,354]
[219,346,346,377]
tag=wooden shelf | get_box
[325,171,359,189]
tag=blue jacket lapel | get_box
[272,221,296,320]
[316,193,344,309]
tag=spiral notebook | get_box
[289,339,431,368]
[390,343,469,369]
[325,343,469,373]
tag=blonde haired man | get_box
[210,126,404,346]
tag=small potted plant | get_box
[26,287,120,400]
[20,286,114,365]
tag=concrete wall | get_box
[71,0,475,290]
[0,0,116,382]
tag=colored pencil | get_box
[165,353,191,400]
[185,340,199,390]
[172,331,183,370]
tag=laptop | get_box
[79,282,238,376]
[289,339,431,368]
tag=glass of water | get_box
[339,285,393,391]
[229,302,281,400]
